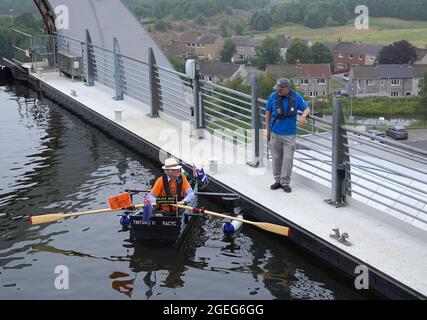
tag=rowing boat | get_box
[125,178,201,247]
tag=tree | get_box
[310,42,333,66]
[257,73,277,99]
[304,5,328,29]
[234,21,245,35]
[220,38,236,63]
[417,72,427,119]
[250,11,272,31]
[167,54,186,73]
[0,28,13,59]
[194,15,206,26]
[254,36,281,70]
[154,20,168,31]
[378,40,418,65]
[286,39,312,64]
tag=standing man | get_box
[265,78,310,193]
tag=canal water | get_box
[0,78,377,300]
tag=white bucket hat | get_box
[162,158,182,170]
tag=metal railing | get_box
[17,29,426,230]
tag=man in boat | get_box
[147,158,195,213]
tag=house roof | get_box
[199,34,219,45]
[413,64,427,78]
[266,64,331,78]
[297,64,331,77]
[178,32,199,43]
[277,36,292,49]
[266,64,297,78]
[351,65,379,79]
[323,41,340,50]
[416,48,427,61]
[378,64,415,79]
[334,41,383,56]
[232,35,263,47]
[199,61,241,78]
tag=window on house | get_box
[338,53,344,58]
[390,91,400,97]
[391,79,401,86]
[309,91,318,97]
[192,43,195,47]
[359,55,364,60]
[208,76,213,82]
[197,43,200,48]
[369,57,374,62]
[381,79,385,86]
[322,91,326,96]
[406,92,412,96]
[349,54,353,59]
[301,79,309,85]
[295,79,300,85]
[317,78,326,85]
[186,43,190,47]
[366,80,374,86]
[240,47,244,51]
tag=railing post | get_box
[148,47,160,118]
[248,75,260,167]
[328,97,349,207]
[113,37,124,100]
[193,60,203,139]
[84,29,95,86]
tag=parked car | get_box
[367,128,385,140]
[385,126,408,140]
[336,90,349,97]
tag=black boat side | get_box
[129,181,200,246]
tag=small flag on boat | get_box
[197,168,209,187]
[142,195,153,222]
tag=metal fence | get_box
[18,30,427,230]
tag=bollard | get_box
[114,110,123,122]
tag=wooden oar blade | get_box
[256,222,291,237]
[30,214,66,225]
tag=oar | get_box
[30,204,145,225]
[174,204,291,237]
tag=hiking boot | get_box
[282,185,292,193]
[270,182,282,190]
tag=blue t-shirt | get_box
[265,91,308,136]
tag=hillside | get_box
[254,17,427,48]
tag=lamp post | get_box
[9,7,14,29]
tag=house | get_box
[266,63,332,97]
[231,35,264,63]
[329,41,383,72]
[278,36,314,60]
[415,48,427,65]
[196,34,224,60]
[240,66,264,85]
[199,61,244,84]
[349,64,427,97]
[176,32,199,58]
[176,32,224,60]
[413,64,427,93]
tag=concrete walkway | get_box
[33,70,427,298]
